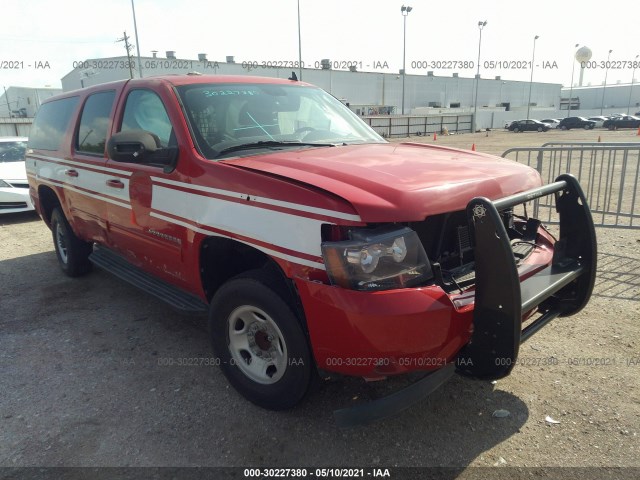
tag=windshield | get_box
[176,83,386,159]
[0,140,27,163]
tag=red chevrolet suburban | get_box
[26,75,596,426]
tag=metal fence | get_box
[502,142,640,229]
[0,118,32,137]
[363,114,472,138]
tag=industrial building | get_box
[0,86,62,118]
[60,53,563,130]
[560,83,640,114]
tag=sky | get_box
[1,0,639,90]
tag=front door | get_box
[105,88,188,288]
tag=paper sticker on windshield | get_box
[202,89,260,97]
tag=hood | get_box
[223,143,542,222]
[0,161,27,182]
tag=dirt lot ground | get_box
[1,129,639,478]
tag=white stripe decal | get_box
[30,155,335,269]
[150,176,361,222]
[151,184,325,259]
[29,154,133,177]
[150,211,325,270]
[37,176,131,210]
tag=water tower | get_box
[576,46,592,86]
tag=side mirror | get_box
[107,130,159,162]
[107,130,178,172]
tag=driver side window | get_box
[120,90,174,147]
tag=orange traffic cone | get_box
[471,143,476,151]
[637,126,640,136]
[433,132,437,141]
[597,136,601,143]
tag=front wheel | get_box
[209,269,313,410]
[537,127,543,132]
[50,208,93,277]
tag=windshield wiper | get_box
[214,140,338,158]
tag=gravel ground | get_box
[0,129,638,478]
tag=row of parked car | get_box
[507,112,640,132]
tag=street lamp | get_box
[526,35,539,120]
[401,5,412,115]
[600,49,613,115]
[297,0,303,80]
[473,20,487,132]
[627,54,639,115]
[567,43,579,117]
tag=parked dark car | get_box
[508,119,550,132]
[603,115,640,130]
[557,117,595,130]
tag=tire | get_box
[584,124,590,130]
[513,127,519,133]
[537,127,543,132]
[209,269,313,410]
[50,208,93,277]
[561,125,568,131]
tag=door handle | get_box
[106,179,125,189]
[65,169,79,177]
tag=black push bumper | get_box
[334,174,596,427]
[456,173,597,379]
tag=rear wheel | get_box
[537,126,543,132]
[209,269,313,410]
[561,125,568,130]
[584,124,590,130]
[50,208,93,277]
[513,127,520,133]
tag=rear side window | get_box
[76,91,116,155]
[29,97,79,151]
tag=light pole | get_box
[297,0,302,80]
[526,35,539,120]
[627,54,639,115]
[131,0,144,78]
[567,43,579,117]
[600,49,612,115]
[401,5,412,115]
[473,20,487,132]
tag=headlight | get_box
[0,180,11,188]
[321,226,433,291]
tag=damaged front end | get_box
[334,174,596,427]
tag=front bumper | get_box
[304,174,596,426]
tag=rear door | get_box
[68,90,118,243]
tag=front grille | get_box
[412,209,538,293]
[0,202,28,209]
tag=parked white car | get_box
[0,136,33,214]
[587,116,609,128]
[540,118,561,128]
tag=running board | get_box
[89,247,208,314]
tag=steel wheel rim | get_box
[227,305,288,384]
[55,222,68,264]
